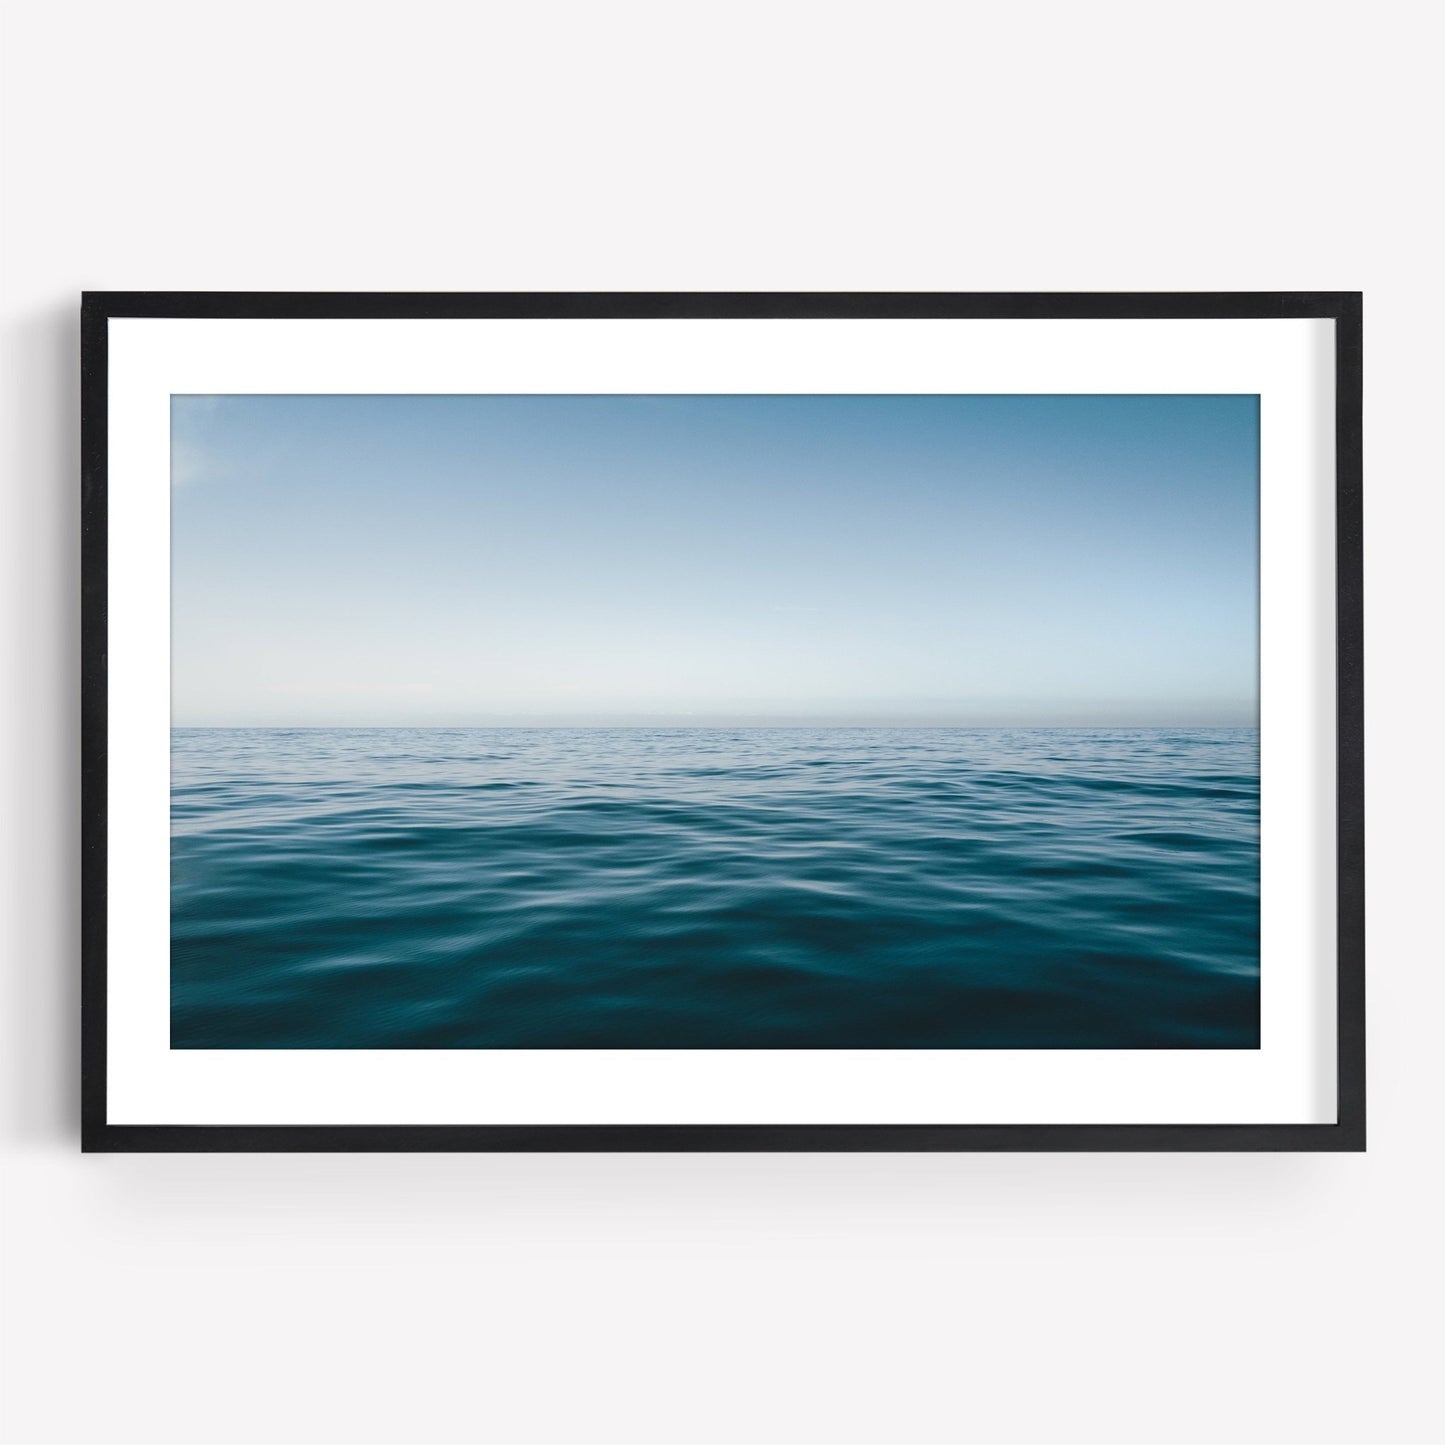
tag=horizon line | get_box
[170,722,1261,732]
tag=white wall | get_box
[2,3,1438,1441]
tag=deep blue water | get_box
[171,728,1260,1049]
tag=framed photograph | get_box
[81,292,1363,1151]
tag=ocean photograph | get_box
[171,394,1260,1049]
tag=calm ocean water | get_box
[171,728,1260,1049]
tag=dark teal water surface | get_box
[171,728,1260,1049]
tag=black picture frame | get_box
[80,291,1364,1152]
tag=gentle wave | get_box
[171,728,1260,1048]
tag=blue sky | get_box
[171,394,1258,726]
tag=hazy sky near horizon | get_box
[171,393,1258,727]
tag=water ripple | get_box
[171,727,1259,1048]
